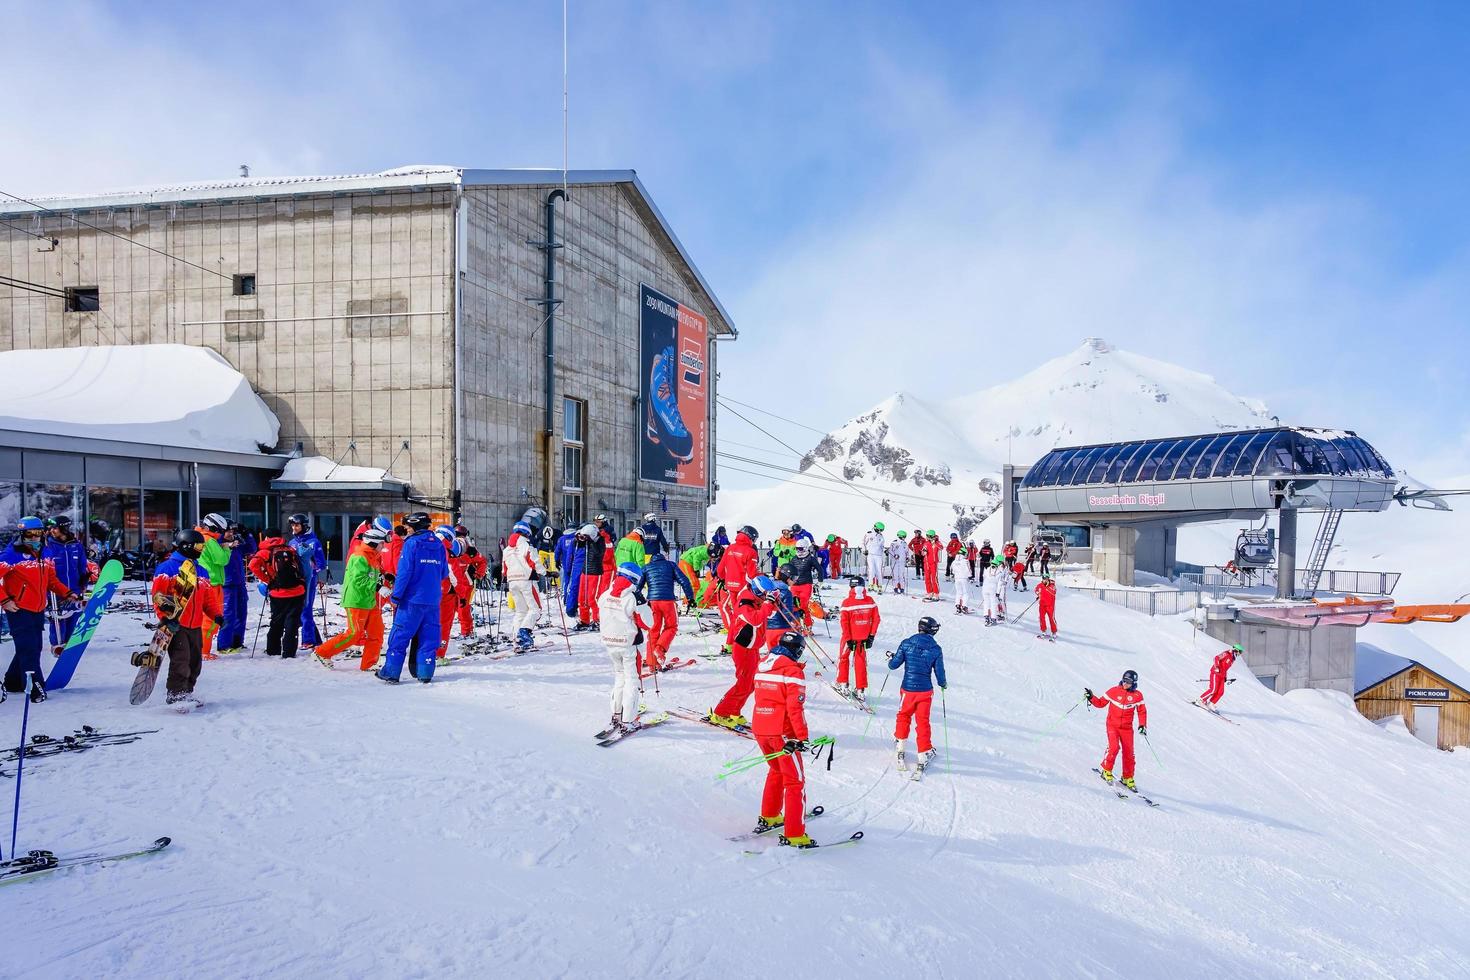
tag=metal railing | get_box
[1068,587,1204,617]
[1180,567,1400,599]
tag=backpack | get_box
[270,545,305,591]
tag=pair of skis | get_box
[593,712,671,747]
[730,806,863,853]
[1,836,171,886]
[829,685,874,715]
[1092,768,1160,807]
[667,706,755,740]
[896,747,935,781]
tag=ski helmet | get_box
[173,528,205,554]
[917,616,941,636]
[434,525,455,541]
[795,540,811,555]
[983,539,991,545]
[288,513,309,530]
[200,513,229,533]
[992,557,1005,567]
[404,512,432,531]
[926,530,938,538]
[362,527,390,545]
[1231,643,1244,653]
[776,563,795,582]
[847,576,866,590]
[791,523,803,534]
[448,539,465,558]
[826,534,836,543]
[616,562,644,586]
[594,513,609,525]
[46,515,74,531]
[750,575,777,595]
[642,512,657,524]
[1120,669,1139,689]
[374,516,394,534]
[896,530,907,539]
[707,542,725,562]
[512,522,532,537]
[578,523,598,539]
[949,532,958,539]
[739,525,759,541]
[1041,571,1053,581]
[453,523,470,537]
[780,527,792,537]
[775,630,806,659]
[873,522,885,532]
[628,527,643,539]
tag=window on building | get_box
[64,287,99,312]
[0,480,22,549]
[1188,435,1232,479]
[233,274,256,296]
[562,396,586,525]
[88,486,140,553]
[141,489,185,558]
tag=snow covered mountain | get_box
[715,338,1271,540]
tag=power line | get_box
[0,274,67,299]
[715,451,966,507]
[0,217,56,244]
[0,188,231,281]
[718,395,831,436]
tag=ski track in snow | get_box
[4,580,1469,978]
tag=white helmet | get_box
[579,523,598,538]
[795,540,812,555]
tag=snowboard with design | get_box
[45,560,125,691]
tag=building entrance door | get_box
[1412,705,1441,749]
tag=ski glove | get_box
[1137,725,1147,736]
[784,739,808,755]
[1083,687,1095,701]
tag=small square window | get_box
[64,287,99,313]
[233,274,256,296]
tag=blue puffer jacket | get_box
[765,581,798,633]
[391,531,449,606]
[643,555,693,602]
[640,522,670,557]
[291,530,328,578]
[43,537,89,592]
[225,533,252,586]
[554,530,585,577]
[889,634,946,692]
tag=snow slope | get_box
[9,575,1470,977]
[715,338,1271,541]
[0,344,279,454]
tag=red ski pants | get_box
[440,591,472,645]
[924,563,939,595]
[714,643,760,718]
[717,585,736,631]
[317,606,385,671]
[1102,722,1136,779]
[578,572,606,624]
[894,689,935,753]
[791,583,813,626]
[1201,669,1227,705]
[648,599,678,663]
[757,735,806,837]
[838,639,870,689]
[1039,605,1057,634]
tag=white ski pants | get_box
[510,581,542,631]
[954,575,971,608]
[606,641,641,722]
[866,550,884,587]
[983,588,1002,619]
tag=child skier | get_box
[953,565,972,614]
[837,577,881,699]
[751,630,816,847]
[707,576,772,729]
[889,616,946,774]
[983,557,1007,625]
[1086,669,1148,791]
[598,562,654,734]
[1196,644,1242,713]
[886,533,908,594]
[1036,572,1058,639]
[862,523,885,592]
[316,527,389,670]
[922,530,942,600]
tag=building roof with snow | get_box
[271,455,407,493]
[1355,629,1470,696]
[0,344,279,457]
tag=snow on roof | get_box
[1356,627,1470,696]
[0,344,278,454]
[275,455,405,487]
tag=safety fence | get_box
[1066,587,1204,617]
[1180,567,1400,598]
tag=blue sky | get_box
[6,2,1469,484]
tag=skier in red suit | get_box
[1036,573,1058,637]
[826,535,846,578]
[922,531,941,599]
[715,525,761,632]
[708,580,770,728]
[750,631,816,847]
[836,577,881,696]
[1086,670,1148,790]
[1197,644,1241,712]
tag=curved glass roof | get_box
[1021,427,1394,488]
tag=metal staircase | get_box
[1301,509,1343,597]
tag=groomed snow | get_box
[0,344,279,454]
[10,571,1470,977]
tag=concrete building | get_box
[0,166,735,559]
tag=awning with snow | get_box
[270,455,408,494]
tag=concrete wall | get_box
[0,190,458,499]
[458,182,716,548]
[1091,526,1137,585]
[1135,526,1178,579]
[1204,615,1356,695]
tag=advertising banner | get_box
[639,283,708,487]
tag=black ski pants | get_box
[166,624,203,696]
[267,594,305,658]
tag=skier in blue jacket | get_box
[288,514,328,647]
[762,566,800,649]
[639,513,671,558]
[377,512,449,684]
[888,616,947,771]
[641,550,694,670]
[43,516,91,646]
[218,523,253,651]
[554,526,586,621]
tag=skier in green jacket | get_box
[614,528,647,568]
[197,513,233,658]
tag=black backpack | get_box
[270,546,305,591]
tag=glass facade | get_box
[1022,429,1394,487]
[141,489,185,559]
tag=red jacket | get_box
[716,531,760,587]
[923,539,941,570]
[828,537,845,561]
[1090,685,1147,728]
[1004,543,1019,561]
[599,528,617,573]
[729,594,768,650]
[1210,649,1236,676]
[752,653,809,740]
[1037,579,1057,611]
[838,586,880,644]
[966,544,978,560]
[946,539,961,557]
[151,557,223,629]
[248,538,307,598]
[909,536,924,556]
[0,554,70,612]
[449,548,487,596]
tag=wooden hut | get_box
[1355,646,1470,751]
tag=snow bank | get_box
[276,455,403,485]
[0,344,278,454]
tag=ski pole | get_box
[552,586,573,656]
[1141,728,1164,770]
[10,672,34,857]
[249,591,268,659]
[941,687,951,774]
[1030,696,1087,742]
[718,736,834,779]
[862,664,892,738]
[1010,594,1039,625]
